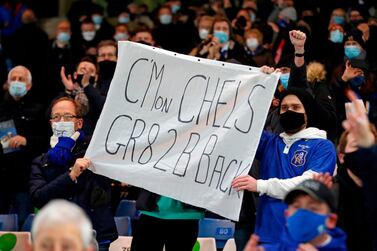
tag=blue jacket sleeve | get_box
[306,140,336,174]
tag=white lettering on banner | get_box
[85,41,279,221]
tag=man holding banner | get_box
[232,80,337,244]
[85,41,280,249]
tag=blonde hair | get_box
[307,62,326,83]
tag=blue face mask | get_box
[350,75,365,88]
[9,81,28,98]
[250,12,256,22]
[287,209,328,243]
[118,16,129,24]
[57,32,70,43]
[280,73,290,89]
[171,5,180,14]
[214,31,229,44]
[92,15,103,25]
[345,45,361,59]
[160,14,172,25]
[277,19,288,28]
[114,32,129,41]
[329,30,343,43]
[332,16,345,25]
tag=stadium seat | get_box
[0,214,18,231]
[21,214,35,232]
[114,216,132,236]
[115,200,140,219]
[198,218,235,249]
[223,238,236,251]
[194,237,217,251]
[0,231,31,250]
[109,236,133,251]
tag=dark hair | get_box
[77,56,97,71]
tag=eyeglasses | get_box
[50,113,78,121]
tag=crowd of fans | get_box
[1,0,377,250]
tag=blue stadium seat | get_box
[115,200,140,219]
[0,214,18,231]
[114,216,132,236]
[21,214,35,231]
[198,218,235,249]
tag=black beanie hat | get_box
[344,29,366,50]
[279,88,316,127]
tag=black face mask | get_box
[279,110,306,133]
[74,74,95,87]
[99,60,117,79]
[343,151,361,177]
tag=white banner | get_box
[85,41,279,220]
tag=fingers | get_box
[60,66,68,80]
[260,65,275,74]
[8,136,25,148]
[71,131,80,141]
[290,30,306,40]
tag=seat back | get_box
[0,231,31,251]
[109,236,133,251]
[0,214,18,231]
[115,200,140,219]
[114,216,132,236]
[223,238,236,251]
[198,218,235,249]
[21,214,35,232]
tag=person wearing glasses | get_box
[30,96,118,251]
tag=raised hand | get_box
[60,66,74,91]
[341,60,364,82]
[289,30,306,53]
[343,90,375,148]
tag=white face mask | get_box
[50,121,75,147]
[82,31,96,41]
[199,28,210,40]
[246,37,259,50]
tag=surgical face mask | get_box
[214,30,229,44]
[57,32,71,43]
[160,14,172,25]
[287,208,328,243]
[332,15,345,25]
[344,45,361,59]
[199,28,210,40]
[9,81,28,98]
[329,30,343,43]
[277,18,288,28]
[92,15,103,25]
[246,37,259,50]
[350,75,365,88]
[250,12,256,22]
[171,4,180,14]
[114,32,129,41]
[118,16,129,24]
[50,121,75,148]
[82,31,96,41]
[279,110,305,133]
[279,73,290,89]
